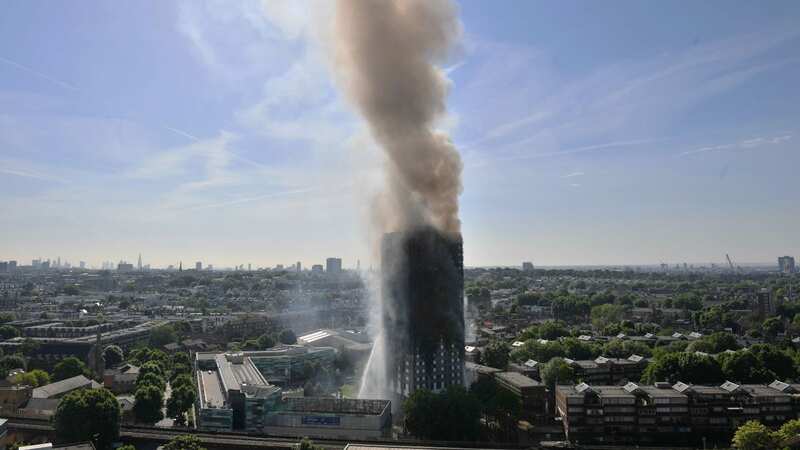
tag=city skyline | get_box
[1,1,799,267]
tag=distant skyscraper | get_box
[326,257,342,274]
[382,226,464,397]
[296,261,302,272]
[117,261,134,271]
[756,288,775,318]
[779,256,796,274]
[138,254,142,271]
[196,261,202,271]
[248,263,252,272]
[8,261,16,271]
[522,261,534,271]
[79,261,86,269]
[312,264,323,273]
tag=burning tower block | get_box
[381,226,464,397]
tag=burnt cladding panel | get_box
[381,226,464,361]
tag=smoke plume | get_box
[333,0,463,235]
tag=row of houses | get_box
[556,380,800,446]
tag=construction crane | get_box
[726,254,737,272]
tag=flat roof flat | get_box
[495,371,541,388]
[199,370,226,408]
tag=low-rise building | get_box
[32,375,101,399]
[556,380,800,446]
[195,351,391,439]
[103,364,139,393]
[494,371,547,421]
[568,356,648,385]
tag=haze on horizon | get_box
[1,1,799,269]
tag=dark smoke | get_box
[334,0,463,235]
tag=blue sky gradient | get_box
[1,1,798,268]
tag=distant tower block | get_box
[522,261,534,271]
[196,261,202,271]
[381,226,464,398]
[326,257,343,274]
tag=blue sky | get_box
[0,1,798,268]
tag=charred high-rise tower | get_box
[381,226,464,397]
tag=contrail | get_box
[0,56,79,91]
[0,166,67,183]
[164,126,200,141]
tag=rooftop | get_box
[282,397,390,416]
[495,371,541,389]
[32,375,99,399]
[198,370,226,409]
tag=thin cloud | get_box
[179,187,316,211]
[561,171,585,178]
[0,56,78,91]
[498,138,656,162]
[164,126,200,141]
[0,166,67,183]
[179,182,353,211]
[679,134,792,156]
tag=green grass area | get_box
[339,383,358,398]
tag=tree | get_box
[0,325,20,340]
[172,351,192,367]
[54,388,120,450]
[718,351,773,384]
[482,340,510,370]
[537,320,570,340]
[103,345,124,368]
[133,384,164,424]
[762,317,784,342]
[139,360,165,379]
[540,357,576,389]
[163,435,205,450]
[257,333,276,349]
[640,353,724,385]
[510,339,566,363]
[673,293,703,311]
[776,419,800,446]
[171,373,195,391]
[166,384,196,425]
[748,344,797,380]
[590,304,627,331]
[150,325,177,348]
[53,357,88,381]
[12,369,50,387]
[298,437,322,450]
[136,372,166,392]
[731,420,778,450]
[278,329,297,345]
[403,387,481,441]
[0,355,26,376]
[561,337,601,360]
[687,332,740,354]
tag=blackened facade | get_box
[381,227,465,397]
